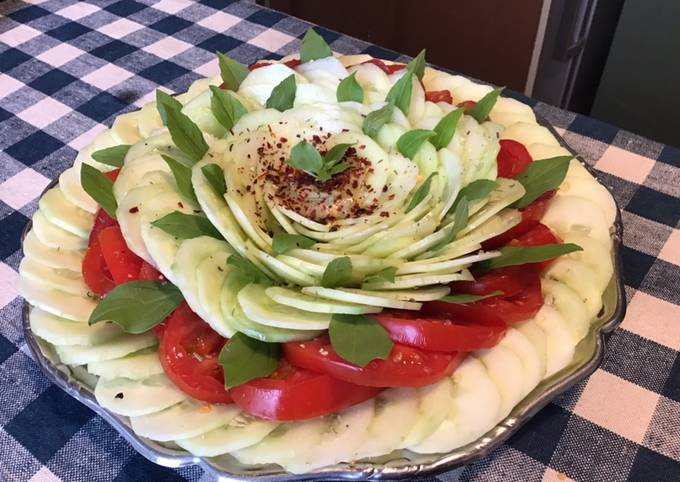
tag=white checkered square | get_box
[143,37,192,59]
[193,59,219,79]
[28,466,61,482]
[16,97,71,129]
[0,263,19,310]
[56,2,100,20]
[197,11,241,32]
[249,29,295,52]
[152,0,188,14]
[0,74,24,100]
[68,124,107,151]
[0,24,41,47]
[81,64,134,90]
[36,43,84,67]
[97,18,144,39]
[0,168,51,211]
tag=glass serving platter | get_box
[21,117,627,481]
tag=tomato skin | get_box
[356,58,406,75]
[497,139,532,178]
[374,311,505,352]
[138,261,165,282]
[97,226,143,284]
[425,90,453,104]
[457,100,477,112]
[89,208,118,246]
[449,265,530,298]
[159,303,232,404]
[82,237,115,297]
[249,59,301,71]
[230,360,380,421]
[284,337,462,388]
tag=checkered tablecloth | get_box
[0,1,678,481]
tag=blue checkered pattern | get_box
[1,1,679,481]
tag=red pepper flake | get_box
[128,206,139,213]
[177,202,184,208]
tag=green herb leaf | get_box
[271,233,315,254]
[396,129,436,160]
[323,143,353,166]
[364,266,397,284]
[468,86,504,123]
[80,164,117,219]
[217,51,249,91]
[156,90,183,126]
[449,179,497,215]
[409,49,427,80]
[317,142,353,181]
[88,281,183,333]
[336,72,363,103]
[362,103,394,138]
[201,163,226,196]
[227,254,272,286]
[405,172,437,213]
[151,211,222,240]
[299,28,332,63]
[329,314,393,367]
[431,108,464,150]
[440,291,504,304]
[209,85,247,132]
[219,332,280,388]
[385,71,414,114]
[165,105,209,163]
[162,155,197,203]
[266,74,296,111]
[478,243,583,272]
[91,145,130,168]
[287,140,323,175]
[322,256,352,288]
[511,156,572,208]
[450,196,469,239]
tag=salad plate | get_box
[20,29,626,481]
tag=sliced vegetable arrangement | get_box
[19,29,618,474]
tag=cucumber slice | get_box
[501,122,559,147]
[400,377,454,449]
[29,307,121,346]
[23,230,84,272]
[516,320,547,382]
[137,101,163,138]
[19,258,88,297]
[238,284,331,330]
[131,399,240,442]
[196,250,236,337]
[498,328,544,398]
[88,350,163,380]
[560,231,613,292]
[476,344,525,419]
[32,210,87,251]
[525,142,571,161]
[354,389,419,459]
[541,278,591,344]
[285,400,374,473]
[541,195,610,246]
[19,277,96,322]
[361,271,471,290]
[345,286,450,302]
[396,251,497,276]
[95,374,186,417]
[59,167,97,214]
[181,89,227,138]
[39,187,94,238]
[410,357,501,453]
[557,176,617,227]
[113,154,171,202]
[534,305,576,378]
[176,413,278,457]
[55,333,157,365]
[545,259,602,320]
[301,287,422,310]
[250,248,317,286]
[266,287,382,315]
[459,178,525,236]
[110,111,141,145]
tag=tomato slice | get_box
[449,265,531,298]
[82,237,115,297]
[355,58,406,75]
[159,303,232,404]
[374,311,505,352]
[230,359,380,421]
[248,59,301,72]
[284,337,462,388]
[457,100,477,112]
[425,90,453,104]
[482,190,556,249]
[138,261,165,282]
[89,208,118,246]
[497,139,532,178]
[97,226,143,284]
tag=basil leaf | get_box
[337,72,363,103]
[322,256,352,288]
[271,233,315,255]
[219,332,280,388]
[266,74,296,111]
[91,145,130,168]
[511,156,572,208]
[299,28,332,63]
[162,155,197,203]
[431,108,464,150]
[450,196,469,239]
[477,243,583,272]
[287,140,323,176]
[151,211,222,240]
[318,142,353,181]
[409,49,427,80]
[217,51,249,91]
[385,71,413,114]
[201,163,226,196]
[209,85,247,132]
[469,86,504,123]
[405,172,437,213]
[329,314,393,367]
[362,103,393,138]
[80,164,117,219]
[364,266,397,284]
[396,129,436,160]
[88,281,183,333]
[156,90,183,126]
[165,105,209,163]
[323,142,354,166]
[449,179,497,215]
[440,291,504,304]
[227,254,272,285]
